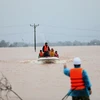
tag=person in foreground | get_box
[63,57,92,100]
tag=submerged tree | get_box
[0,72,23,100]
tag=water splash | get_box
[20,59,73,64]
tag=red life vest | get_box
[44,45,48,52]
[54,53,59,57]
[39,52,44,57]
[70,68,85,90]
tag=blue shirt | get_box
[63,68,92,96]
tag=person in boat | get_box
[38,50,44,58]
[63,57,92,100]
[42,42,50,57]
[49,48,55,57]
[54,51,59,57]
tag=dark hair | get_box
[74,65,81,68]
[40,50,42,52]
[45,42,48,44]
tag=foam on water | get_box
[19,59,73,64]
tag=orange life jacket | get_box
[39,52,44,57]
[50,51,54,57]
[44,45,48,52]
[70,68,85,90]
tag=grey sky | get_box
[0,0,100,43]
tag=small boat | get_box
[38,57,59,63]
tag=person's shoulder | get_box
[82,69,88,76]
[82,69,87,73]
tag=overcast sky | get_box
[0,0,100,43]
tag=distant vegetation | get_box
[0,39,100,47]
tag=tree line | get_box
[0,39,100,47]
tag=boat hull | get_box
[38,57,59,63]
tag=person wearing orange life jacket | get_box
[63,57,92,100]
[42,42,50,57]
[54,51,59,58]
[38,50,44,58]
[49,48,55,57]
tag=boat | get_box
[37,42,59,63]
[38,57,59,63]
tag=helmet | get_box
[73,57,81,65]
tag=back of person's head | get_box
[51,48,54,51]
[55,51,57,53]
[45,42,48,45]
[73,57,81,68]
[40,50,42,52]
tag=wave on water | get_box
[19,58,73,64]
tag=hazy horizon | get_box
[0,0,100,43]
